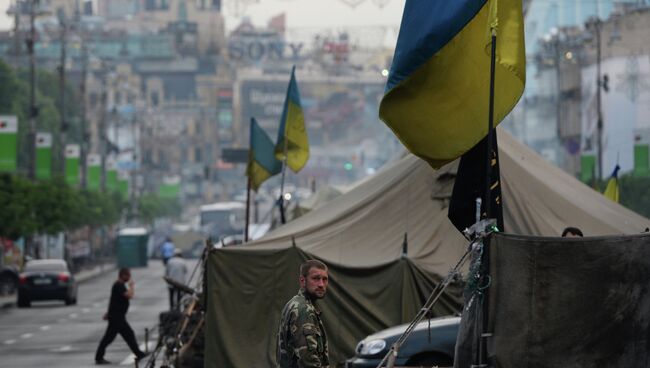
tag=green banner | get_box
[87,154,102,192]
[634,144,649,177]
[159,176,181,199]
[0,116,18,173]
[118,171,129,198]
[106,156,118,192]
[64,144,80,186]
[580,154,596,184]
[35,132,52,180]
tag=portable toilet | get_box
[116,227,149,268]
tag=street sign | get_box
[222,148,249,163]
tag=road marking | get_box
[82,308,90,313]
[68,313,78,319]
[4,340,16,345]
[57,318,67,323]
[20,333,33,339]
[51,345,72,352]
[119,341,155,365]
[92,302,102,308]
[40,325,50,331]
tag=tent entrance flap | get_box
[455,233,650,368]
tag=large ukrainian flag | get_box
[247,118,282,191]
[275,66,309,172]
[380,0,526,169]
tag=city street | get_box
[0,261,169,367]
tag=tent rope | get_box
[375,233,489,368]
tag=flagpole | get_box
[278,135,289,224]
[478,27,498,368]
[278,65,295,225]
[245,176,251,242]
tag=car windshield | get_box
[24,262,67,272]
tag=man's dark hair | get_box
[561,227,583,237]
[300,260,327,278]
[119,267,131,277]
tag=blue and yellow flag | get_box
[379,0,526,169]
[603,165,620,202]
[275,66,309,172]
[247,118,282,191]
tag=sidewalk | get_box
[0,262,116,309]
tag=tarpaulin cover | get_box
[205,246,462,367]
[455,233,650,368]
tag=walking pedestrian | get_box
[95,268,149,365]
[277,259,330,367]
[160,237,175,265]
[165,249,188,310]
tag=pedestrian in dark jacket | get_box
[95,268,148,365]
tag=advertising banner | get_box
[87,154,101,192]
[159,175,181,199]
[35,132,52,180]
[118,170,129,198]
[106,156,118,192]
[64,144,80,186]
[0,115,18,173]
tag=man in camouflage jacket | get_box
[277,260,330,367]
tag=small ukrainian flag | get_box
[247,118,282,191]
[275,66,309,173]
[603,165,620,203]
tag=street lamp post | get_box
[586,17,604,181]
[58,14,67,176]
[27,0,37,180]
[594,20,603,181]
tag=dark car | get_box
[346,316,460,368]
[17,259,78,307]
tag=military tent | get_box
[205,129,649,367]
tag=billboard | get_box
[0,116,18,173]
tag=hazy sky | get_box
[0,0,404,31]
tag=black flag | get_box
[448,131,504,233]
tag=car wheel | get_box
[65,296,74,306]
[407,353,453,367]
[17,296,31,308]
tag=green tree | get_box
[0,174,37,240]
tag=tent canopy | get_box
[205,129,649,367]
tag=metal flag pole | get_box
[278,134,289,224]
[475,26,499,368]
[245,177,251,242]
[278,65,296,225]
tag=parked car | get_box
[17,259,78,307]
[0,266,19,295]
[346,316,460,368]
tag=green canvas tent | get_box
[205,129,649,367]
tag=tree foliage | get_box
[137,194,181,225]
[0,174,125,240]
[618,175,650,219]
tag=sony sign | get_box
[228,39,304,61]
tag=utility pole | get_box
[58,14,67,176]
[594,19,604,181]
[27,0,38,180]
[80,36,88,189]
[100,76,108,193]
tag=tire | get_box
[17,296,31,308]
[407,353,454,367]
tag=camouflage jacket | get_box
[277,289,329,368]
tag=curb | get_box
[0,263,116,310]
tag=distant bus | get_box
[199,202,246,241]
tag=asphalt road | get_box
[0,261,172,368]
